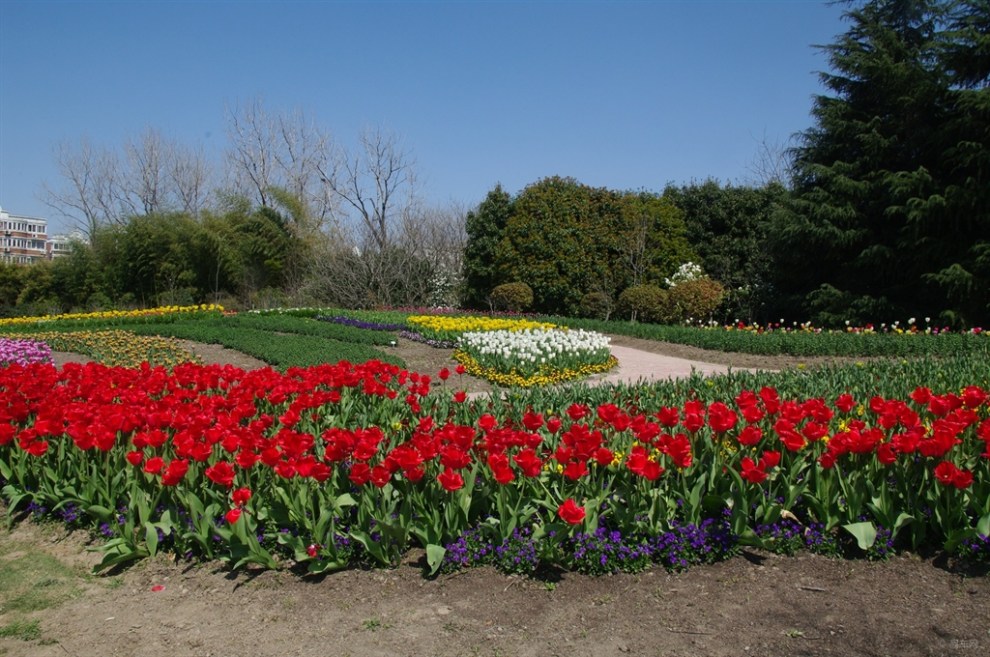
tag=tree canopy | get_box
[774,0,989,327]
[463,177,694,316]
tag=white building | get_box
[0,206,83,264]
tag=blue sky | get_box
[1,0,847,233]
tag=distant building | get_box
[47,231,87,258]
[0,206,85,264]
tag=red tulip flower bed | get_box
[1,359,988,576]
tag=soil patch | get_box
[0,519,987,657]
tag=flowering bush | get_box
[0,338,52,366]
[664,261,705,288]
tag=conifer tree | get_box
[462,184,514,309]
[774,0,989,326]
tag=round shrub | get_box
[579,291,613,320]
[667,277,726,323]
[489,282,534,312]
[617,284,669,323]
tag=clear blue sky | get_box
[1,0,847,233]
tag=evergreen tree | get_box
[462,184,513,309]
[774,0,989,327]
[664,180,786,322]
[495,177,693,316]
[925,0,990,325]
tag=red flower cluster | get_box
[1,361,987,527]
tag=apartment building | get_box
[0,206,82,263]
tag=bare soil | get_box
[6,339,985,657]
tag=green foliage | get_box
[667,277,726,323]
[0,262,26,311]
[663,180,785,322]
[463,184,513,309]
[493,177,693,316]
[618,191,696,288]
[774,0,990,328]
[578,291,613,320]
[0,198,316,315]
[616,285,670,324]
[488,282,534,312]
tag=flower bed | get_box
[454,327,617,387]
[0,338,53,366]
[10,330,197,368]
[406,315,556,344]
[1,359,987,577]
[316,315,407,332]
[0,304,223,329]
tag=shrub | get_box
[667,277,725,323]
[489,282,534,312]
[579,291,613,321]
[617,285,669,323]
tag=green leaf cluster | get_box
[464,177,695,316]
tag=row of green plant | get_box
[549,316,990,358]
[125,324,402,370]
[174,313,395,346]
[7,304,988,368]
[247,307,990,361]
[0,304,224,331]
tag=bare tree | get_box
[320,126,416,252]
[225,100,277,209]
[169,141,213,216]
[225,99,335,225]
[746,131,794,187]
[43,138,125,237]
[122,127,169,216]
[45,130,219,238]
[273,108,335,224]
[399,202,467,306]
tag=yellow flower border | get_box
[0,304,224,328]
[407,315,556,338]
[453,350,618,388]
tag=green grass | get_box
[0,540,84,614]
[0,619,41,641]
[0,530,92,646]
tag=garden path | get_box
[593,344,765,386]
